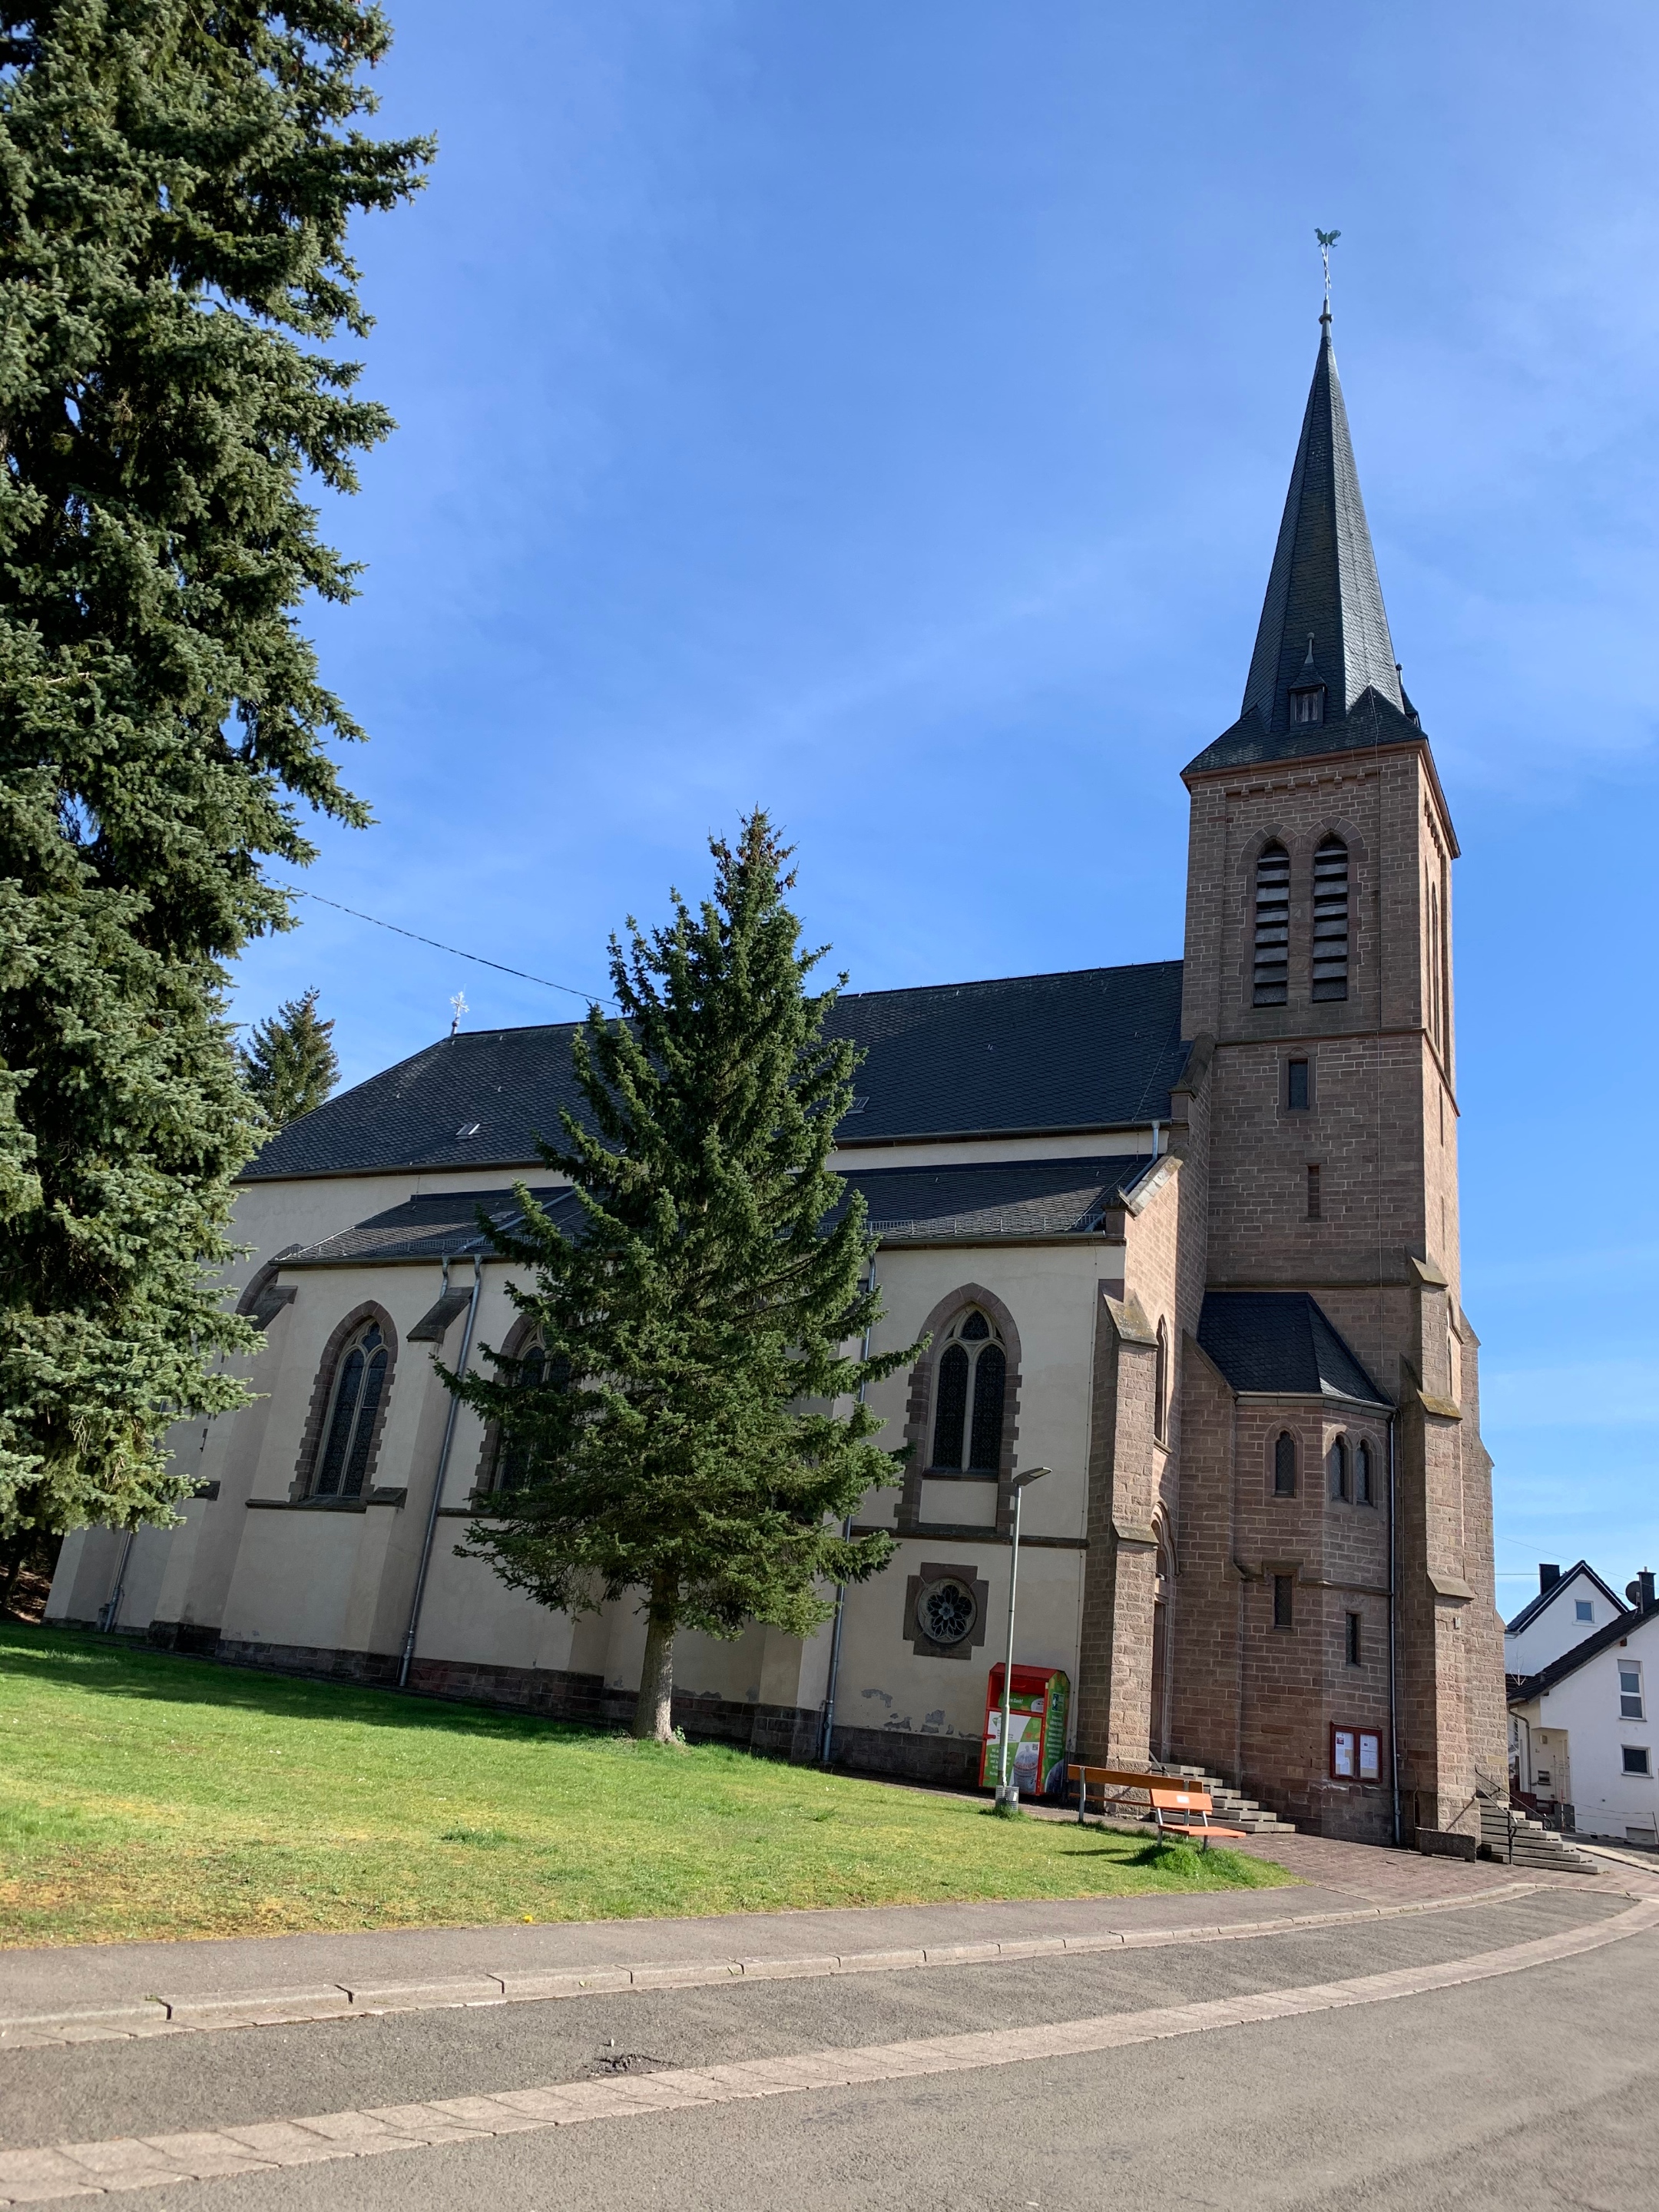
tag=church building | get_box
[48,311,1508,1845]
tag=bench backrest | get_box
[1148,1786,1213,1814]
[1066,1763,1169,1793]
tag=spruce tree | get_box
[241,988,339,1126]
[0,5,430,1547]
[450,814,916,1743]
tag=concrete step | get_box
[1164,1765,1296,1836]
[1479,1801,1600,1876]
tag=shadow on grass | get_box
[0,1621,628,1753]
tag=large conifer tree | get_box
[451,815,915,1743]
[0,5,429,1545]
[240,988,339,1125]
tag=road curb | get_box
[0,1879,1573,2051]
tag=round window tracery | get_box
[916,1576,978,1647]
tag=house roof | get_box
[1184,313,1422,782]
[1195,1291,1390,1409]
[1508,1598,1659,1706]
[243,960,1190,1183]
[1503,1561,1630,1639]
[279,1155,1163,1268]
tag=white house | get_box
[1504,1561,1629,1680]
[1508,1574,1659,1846]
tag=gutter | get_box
[1388,1411,1400,1847]
[399,1256,482,1689]
[820,1259,876,1767]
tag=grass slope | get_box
[0,1626,1293,1947]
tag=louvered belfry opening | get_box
[1253,843,1290,1005]
[1311,836,1350,1001]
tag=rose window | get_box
[917,1577,977,1646]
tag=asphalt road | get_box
[5,1889,1654,2210]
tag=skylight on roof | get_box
[455,1121,481,1138]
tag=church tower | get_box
[1170,307,1507,1842]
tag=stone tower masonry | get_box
[1170,309,1508,1842]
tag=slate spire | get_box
[1240,310,1403,734]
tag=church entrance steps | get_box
[1479,1801,1601,1876]
[1159,1766,1297,1836]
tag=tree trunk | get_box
[633,1574,678,1743]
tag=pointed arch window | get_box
[1154,1318,1169,1444]
[1253,843,1290,1006]
[931,1309,1007,1474]
[1356,1439,1376,1507]
[1273,1431,1297,1497]
[493,1337,572,1492]
[1326,1435,1350,1503]
[1312,836,1349,1002]
[314,1322,389,1498]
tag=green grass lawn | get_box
[0,1624,1293,1948]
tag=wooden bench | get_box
[1147,1785,1248,1851]
[1065,1764,1247,1850]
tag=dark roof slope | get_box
[1184,316,1422,782]
[1510,1598,1659,1705]
[283,1156,1160,1267]
[1197,1291,1389,1409]
[1504,1561,1630,1639]
[244,961,1189,1182]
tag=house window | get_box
[1327,1436,1350,1503]
[1286,1058,1310,1111]
[1306,1164,1323,1220]
[1575,1600,1593,1622]
[931,1310,1007,1474]
[1253,843,1290,1006]
[1356,1439,1375,1506]
[313,1321,389,1498]
[1273,1574,1294,1630]
[493,1339,572,1492]
[1273,1432,1296,1497]
[1623,1746,1651,1776]
[1619,1663,1644,1720]
[1346,1611,1362,1666]
[1154,1318,1169,1444]
[1311,836,1350,1002]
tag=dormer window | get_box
[1290,636,1326,727]
[1290,683,1326,726]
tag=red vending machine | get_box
[979,1664,1071,1796]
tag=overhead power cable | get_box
[278,886,618,1010]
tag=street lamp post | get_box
[995,1466,1049,1808]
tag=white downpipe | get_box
[399,1256,482,1689]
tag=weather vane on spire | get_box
[1316,228,1340,317]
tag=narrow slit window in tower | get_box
[1306,1164,1322,1220]
[1311,836,1349,1001]
[1273,1432,1296,1497]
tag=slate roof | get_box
[243,961,1190,1182]
[280,1187,584,1265]
[281,1156,1161,1267]
[1196,1291,1390,1409]
[834,1154,1155,1241]
[1185,316,1421,781]
[1508,1598,1659,1706]
[1504,1561,1630,1639]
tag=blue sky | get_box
[233,0,1659,1605]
